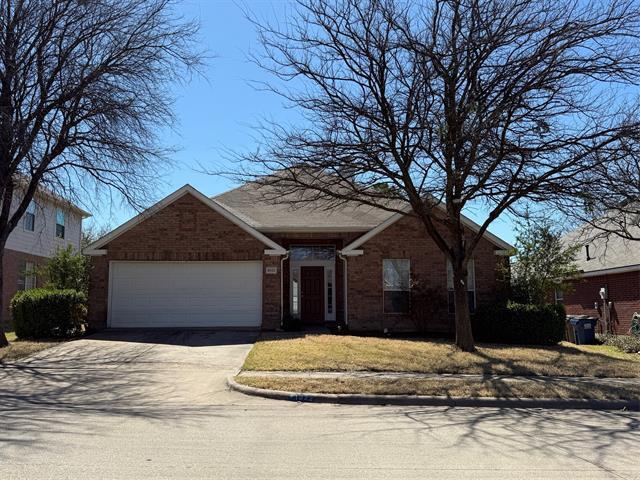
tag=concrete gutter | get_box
[227,376,640,411]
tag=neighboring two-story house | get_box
[2,189,90,327]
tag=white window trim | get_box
[23,201,36,232]
[55,208,66,239]
[24,261,36,290]
[554,288,564,304]
[382,259,411,314]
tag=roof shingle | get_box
[214,182,396,231]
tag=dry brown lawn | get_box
[236,375,639,400]
[0,332,62,362]
[242,334,640,378]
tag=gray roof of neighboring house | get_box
[563,224,640,274]
[214,182,396,231]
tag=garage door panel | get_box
[109,262,262,328]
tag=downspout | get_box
[280,251,290,328]
[338,251,349,328]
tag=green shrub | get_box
[38,245,89,292]
[11,289,87,339]
[597,333,640,354]
[281,314,301,332]
[473,302,566,345]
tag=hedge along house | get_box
[562,225,640,335]
[84,183,512,333]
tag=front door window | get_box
[290,246,335,261]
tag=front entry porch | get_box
[288,245,338,326]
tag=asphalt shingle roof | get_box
[564,224,640,273]
[214,182,397,231]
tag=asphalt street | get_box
[1,330,639,479]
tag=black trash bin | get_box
[569,316,597,345]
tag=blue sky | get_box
[89,0,516,245]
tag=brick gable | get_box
[105,193,266,261]
[346,215,506,332]
[87,193,280,330]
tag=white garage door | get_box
[108,261,262,328]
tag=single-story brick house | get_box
[84,183,512,333]
[562,227,640,335]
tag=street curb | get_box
[227,376,640,411]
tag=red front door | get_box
[301,266,325,324]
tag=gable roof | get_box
[84,184,286,255]
[341,205,513,254]
[214,183,512,252]
[13,179,92,218]
[563,223,640,276]
[86,181,512,256]
[214,182,396,232]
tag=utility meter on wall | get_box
[599,286,608,300]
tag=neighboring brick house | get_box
[84,183,512,333]
[2,189,90,328]
[562,227,640,335]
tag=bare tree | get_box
[0,0,201,347]
[233,0,640,351]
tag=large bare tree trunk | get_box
[0,247,8,347]
[452,261,474,352]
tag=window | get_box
[447,260,476,314]
[24,201,36,232]
[55,208,65,238]
[383,259,410,314]
[327,269,333,314]
[290,246,335,261]
[20,261,36,290]
[554,288,564,304]
[291,268,300,315]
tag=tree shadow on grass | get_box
[467,342,640,377]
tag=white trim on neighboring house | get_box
[341,204,513,254]
[578,264,640,278]
[83,184,287,256]
[19,182,93,219]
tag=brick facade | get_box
[87,193,280,330]
[346,215,507,333]
[87,192,507,333]
[2,248,48,329]
[563,271,640,335]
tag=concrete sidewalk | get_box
[237,369,640,387]
[232,370,640,410]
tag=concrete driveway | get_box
[1,330,640,479]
